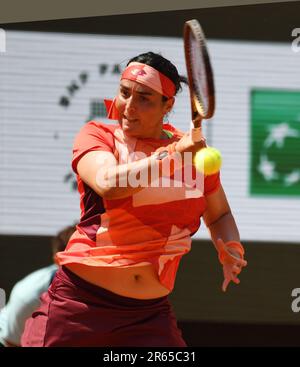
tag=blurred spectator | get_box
[0,224,76,347]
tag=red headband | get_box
[121,62,176,98]
[104,62,176,120]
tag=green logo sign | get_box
[251,89,300,196]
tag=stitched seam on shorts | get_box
[42,283,57,347]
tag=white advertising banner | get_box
[0,31,299,242]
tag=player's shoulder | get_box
[82,120,119,135]
[73,121,119,148]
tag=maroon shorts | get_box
[21,266,187,347]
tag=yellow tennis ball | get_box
[194,147,222,175]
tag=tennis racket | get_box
[183,19,215,141]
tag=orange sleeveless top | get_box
[55,121,220,291]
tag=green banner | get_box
[251,89,300,197]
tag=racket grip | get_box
[190,124,203,143]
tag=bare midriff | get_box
[65,263,171,300]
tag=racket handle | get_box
[190,122,203,142]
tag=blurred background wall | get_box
[1,1,300,346]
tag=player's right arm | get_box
[76,133,208,200]
[74,121,205,200]
[77,151,158,200]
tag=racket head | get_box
[184,19,215,122]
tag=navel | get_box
[134,274,141,281]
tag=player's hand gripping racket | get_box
[184,19,215,143]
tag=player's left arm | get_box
[203,185,247,291]
[203,184,239,244]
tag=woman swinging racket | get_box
[22,51,247,347]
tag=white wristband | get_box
[190,126,203,143]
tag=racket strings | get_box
[184,19,215,120]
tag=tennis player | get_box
[21,52,247,347]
